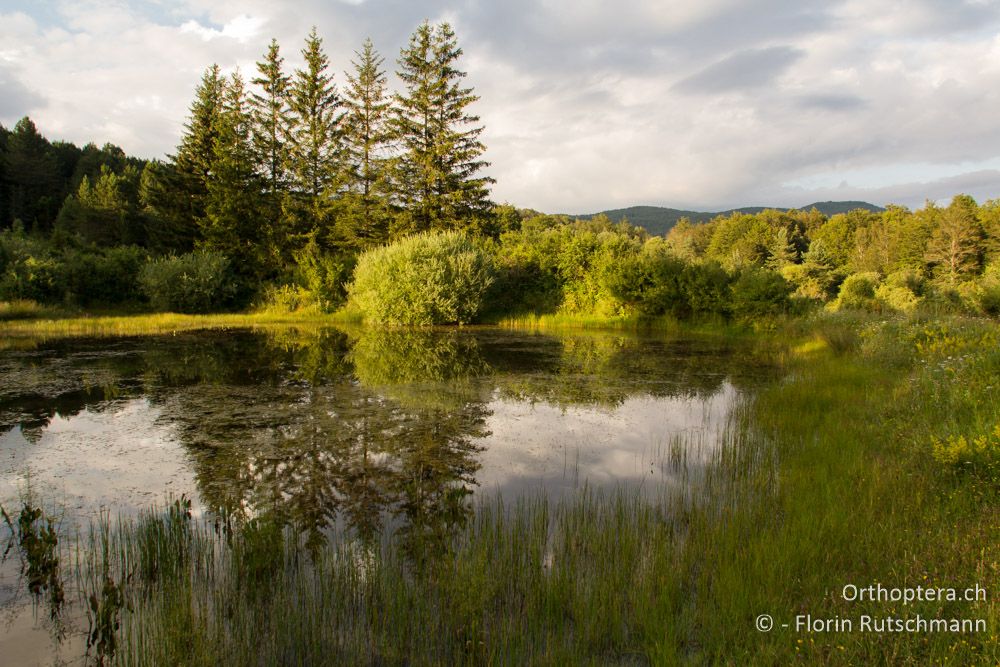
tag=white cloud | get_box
[179,14,266,42]
[2,0,1000,212]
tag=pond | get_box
[0,325,778,662]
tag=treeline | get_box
[0,21,504,311]
[659,196,1000,315]
[1,20,998,321]
[349,199,1000,325]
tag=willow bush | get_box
[348,231,494,325]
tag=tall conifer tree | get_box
[203,72,269,280]
[285,27,341,245]
[4,117,60,229]
[337,38,394,248]
[173,65,226,221]
[251,39,291,266]
[0,123,9,227]
[393,22,493,234]
[251,39,291,199]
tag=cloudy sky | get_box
[3,0,1000,213]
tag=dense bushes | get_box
[607,252,733,318]
[491,219,793,323]
[138,250,237,313]
[1,226,145,306]
[62,246,145,305]
[348,231,494,325]
[729,268,793,318]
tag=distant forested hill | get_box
[572,201,885,236]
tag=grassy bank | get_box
[496,311,789,343]
[0,309,364,339]
[4,315,998,664]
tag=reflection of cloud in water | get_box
[477,383,737,496]
[0,399,195,520]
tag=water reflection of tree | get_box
[348,328,493,409]
[160,328,493,558]
[0,325,774,559]
[0,338,146,439]
[489,332,765,408]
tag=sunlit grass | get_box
[495,311,761,340]
[0,309,364,340]
[0,299,67,321]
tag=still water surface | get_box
[0,325,776,663]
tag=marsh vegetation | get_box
[0,316,996,664]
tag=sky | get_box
[2,0,1000,213]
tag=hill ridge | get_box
[570,201,884,236]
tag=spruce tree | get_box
[146,64,225,249]
[338,38,394,248]
[251,39,291,200]
[203,71,269,281]
[0,123,9,227]
[4,117,60,230]
[284,27,341,246]
[393,21,493,235]
[173,65,226,222]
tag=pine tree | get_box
[337,38,394,248]
[173,65,226,224]
[0,123,8,227]
[284,27,341,245]
[203,71,269,281]
[392,21,493,235]
[767,227,797,269]
[251,39,291,200]
[4,117,60,230]
[56,164,141,245]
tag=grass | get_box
[5,314,999,664]
[495,311,774,341]
[0,299,67,321]
[0,309,364,339]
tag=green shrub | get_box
[254,284,321,314]
[920,284,968,316]
[605,254,733,319]
[884,269,924,294]
[605,253,685,317]
[348,231,494,325]
[780,263,840,302]
[0,229,64,303]
[875,285,920,313]
[483,255,562,317]
[62,246,146,306]
[291,237,355,312]
[971,262,1000,316]
[977,283,1000,317]
[679,261,732,316]
[830,272,881,312]
[729,268,792,319]
[138,250,237,313]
